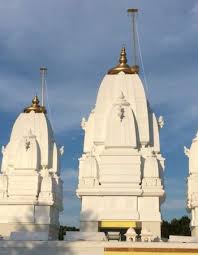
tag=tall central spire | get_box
[77,42,165,238]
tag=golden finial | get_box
[32,95,39,107]
[24,95,47,114]
[108,47,138,75]
[119,47,127,65]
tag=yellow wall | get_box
[105,252,198,255]
[104,248,198,255]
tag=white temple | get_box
[0,37,197,255]
[76,48,165,239]
[0,96,63,239]
[185,132,198,237]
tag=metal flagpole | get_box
[40,66,48,107]
[127,8,138,66]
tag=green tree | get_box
[59,225,79,240]
[161,216,191,238]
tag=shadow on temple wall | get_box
[0,242,76,255]
[0,214,77,255]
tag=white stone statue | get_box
[59,146,64,156]
[158,116,165,129]
[124,227,137,242]
[140,228,154,242]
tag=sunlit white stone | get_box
[0,110,63,239]
[186,132,198,237]
[76,67,165,238]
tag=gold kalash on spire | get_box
[108,47,135,74]
[24,67,47,114]
[108,8,139,75]
[24,95,46,113]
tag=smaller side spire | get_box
[108,47,138,75]
[24,95,47,114]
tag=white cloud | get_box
[163,35,181,45]
[62,168,78,180]
[61,168,78,188]
[60,168,80,226]
[161,177,187,220]
[192,2,198,14]
[162,199,185,210]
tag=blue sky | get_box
[0,0,198,227]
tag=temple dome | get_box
[2,100,56,172]
[83,49,160,152]
[0,96,63,239]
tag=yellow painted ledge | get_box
[105,252,198,255]
[100,221,139,228]
[104,248,198,255]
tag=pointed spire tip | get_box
[23,95,47,114]
[108,47,139,75]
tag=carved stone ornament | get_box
[81,117,87,130]
[158,116,164,128]
[184,146,190,157]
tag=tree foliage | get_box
[59,225,79,240]
[161,216,191,238]
[59,216,191,240]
